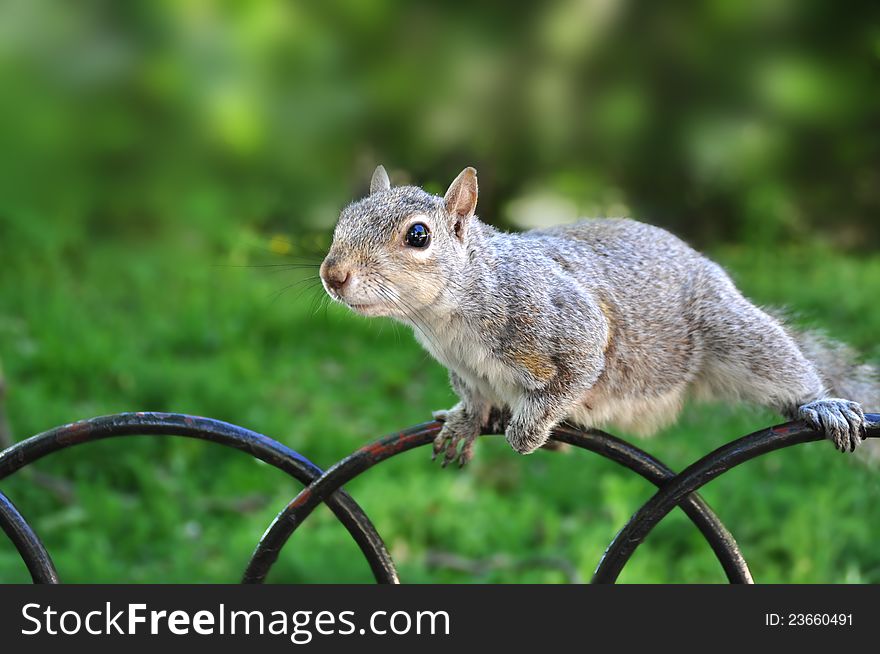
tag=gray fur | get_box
[321,167,878,466]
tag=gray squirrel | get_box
[320,165,878,466]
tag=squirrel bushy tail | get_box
[785,323,880,459]
[793,330,879,408]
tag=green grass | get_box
[1,231,879,583]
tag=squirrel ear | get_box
[443,167,478,224]
[370,165,391,195]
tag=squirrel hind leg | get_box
[797,398,866,453]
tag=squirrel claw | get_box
[431,405,480,467]
[457,441,475,467]
[432,426,477,468]
[442,436,463,468]
[798,398,865,453]
[431,433,447,459]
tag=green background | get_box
[1,1,878,583]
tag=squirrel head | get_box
[320,165,479,320]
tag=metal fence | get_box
[1,411,877,584]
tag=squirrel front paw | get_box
[798,398,866,452]
[505,421,552,455]
[432,405,481,468]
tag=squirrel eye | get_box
[405,222,431,248]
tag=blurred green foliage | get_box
[2,0,879,253]
[0,1,878,583]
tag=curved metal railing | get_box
[0,411,876,583]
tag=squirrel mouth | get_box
[325,290,376,314]
[347,302,384,316]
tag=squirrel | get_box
[320,165,878,467]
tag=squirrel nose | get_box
[322,265,351,293]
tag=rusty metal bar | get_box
[243,421,752,584]
[5,411,872,584]
[0,412,398,583]
[0,490,59,583]
[592,414,880,583]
